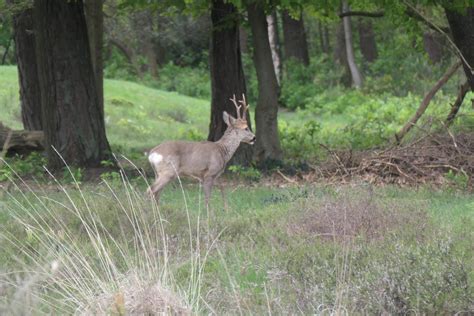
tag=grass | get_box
[1,173,473,314]
[1,65,473,314]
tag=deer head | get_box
[223,94,256,145]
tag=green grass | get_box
[1,65,473,314]
[1,178,473,314]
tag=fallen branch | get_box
[446,81,470,126]
[0,122,44,155]
[395,60,461,144]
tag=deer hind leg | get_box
[148,171,176,202]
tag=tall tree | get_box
[33,0,112,169]
[342,1,363,88]
[358,18,377,62]
[208,0,252,165]
[9,2,42,130]
[84,0,104,114]
[334,21,351,87]
[445,6,474,91]
[267,11,282,85]
[282,9,309,65]
[247,1,283,162]
[318,21,330,54]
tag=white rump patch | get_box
[148,152,163,165]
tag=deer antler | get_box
[238,93,249,118]
[229,94,243,119]
[229,94,250,120]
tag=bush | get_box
[150,63,210,99]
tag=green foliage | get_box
[279,120,321,160]
[62,166,83,184]
[100,170,122,182]
[0,152,46,181]
[153,63,210,99]
[444,169,469,190]
[280,56,345,110]
[228,165,261,182]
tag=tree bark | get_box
[318,22,330,54]
[445,7,474,91]
[282,10,309,65]
[334,21,351,87]
[208,0,252,165]
[342,1,363,88]
[395,61,461,143]
[239,26,248,54]
[247,2,283,162]
[107,37,143,77]
[446,81,470,126]
[267,11,282,86]
[10,4,42,131]
[84,0,104,115]
[1,37,12,65]
[423,32,444,64]
[33,0,112,169]
[358,18,377,62]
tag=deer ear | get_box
[223,111,236,126]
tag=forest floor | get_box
[0,66,473,314]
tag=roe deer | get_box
[147,94,255,207]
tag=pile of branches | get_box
[316,131,473,187]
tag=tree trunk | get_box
[318,22,330,54]
[445,7,474,91]
[267,11,282,86]
[323,24,330,53]
[358,18,377,62]
[446,81,470,126]
[136,11,158,78]
[334,22,351,87]
[84,0,104,115]
[423,31,443,64]
[33,0,112,169]
[108,38,143,78]
[282,10,309,65]
[239,26,249,54]
[1,37,12,65]
[247,2,283,162]
[342,1,363,88]
[10,5,42,131]
[208,0,252,165]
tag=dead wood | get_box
[395,61,462,144]
[0,122,44,156]
[446,80,470,126]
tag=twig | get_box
[276,169,297,184]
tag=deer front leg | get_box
[203,176,215,209]
[217,181,228,211]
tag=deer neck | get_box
[216,129,241,163]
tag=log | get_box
[0,122,44,156]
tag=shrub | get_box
[154,62,210,99]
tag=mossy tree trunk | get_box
[10,2,42,131]
[282,9,309,65]
[445,7,474,91]
[33,0,112,169]
[208,0,253,165]
[248,2,283,162]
